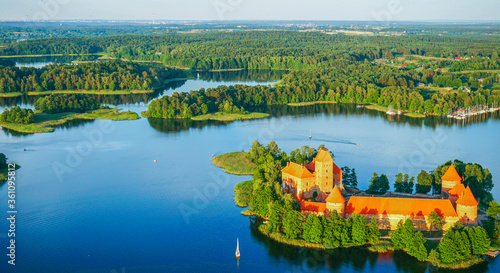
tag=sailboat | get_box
[309,129,312,139]
[235,238,240,258]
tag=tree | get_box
[351,213,368,246]
[368,217,380,244]
[401,219,415,249]
[438,231,461,264]
[466,227,490,255]
[350,168,358,189]
[0,153,6,169]
[404,175,415,194]
[323,211,343,248]
[407,232,428,261]
[367,173,390,195]
[428,249,440,266]
[487,200,500,221]
[283,210,303,239]
[303,214,323,244]
[390,220,405,250]
[428,211,443,237]
[341,166,351,187]
[394,172,404,193]
[455,231,472,260]
[267,201,284,233]
[416,170,432,194]
[252,183,274,217]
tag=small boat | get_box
[235,238,240,259]
[153,160,157,163]
[309,129,312,139]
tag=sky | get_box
[0,0,499,22]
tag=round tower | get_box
[441,165,462,192]
[325,185,346,217]
[456,186,478,224]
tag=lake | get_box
[0,71,499,273]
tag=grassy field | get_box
[368,240,394,253]
[0,92,24,98]
[364,104,390,112]
[212,152,257,175]
[434,256,486,269]
[287,101,336,106]
[404,112,427,118]
[0,108,139,134]
[365,104,428,118]
[191,112,269,121]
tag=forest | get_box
[0,60,185,94]
[34,94,100,114]
[0,31,499,117]
[0,106,34,124]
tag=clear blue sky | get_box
[1,0,499,21]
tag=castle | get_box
[281,150,478,231]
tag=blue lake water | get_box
[0,73,499,272]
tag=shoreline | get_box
[211,152,256,175]
[142,111,270,122]
[0,108,140,134]
[287,101,336,107]
[0,53,103,58]
[364,104,427,118]
[0,89,154,98]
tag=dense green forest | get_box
[144,60,500,118]
[0,106,34,124]
[3,32,500,69]
[34,94,100,114]
[0,60,185,94]
[1,31,499,117]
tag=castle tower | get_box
[447,182,465,208]
[456,186,478,224]
[441,165,461,193]
[314,149,335,192]
[326,185,346,217]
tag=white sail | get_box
[235,238,240,258]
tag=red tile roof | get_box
[456,187,479,207]
[304,159,315,172]
[332,161,343,174]
[441,165,461,181]
[448,182,465,196]
[300,200,326,213]
[326,185,345,204]
[345,196,458,217]
[282,162,314,178]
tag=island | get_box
[0,60,186,98]
[0,153,20,181]
[0,94,140,133]
[213,140,500,269]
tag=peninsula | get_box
[213,141,499,269]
